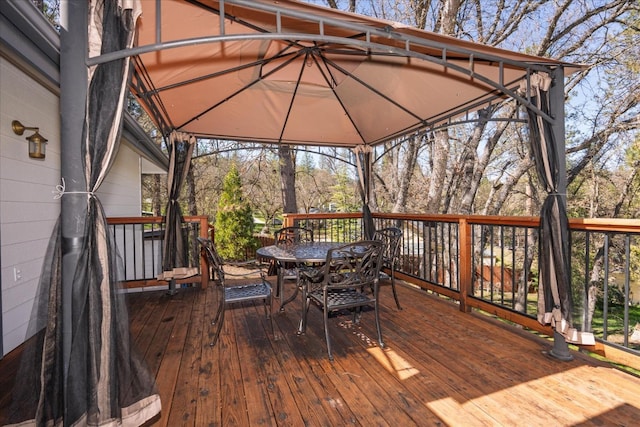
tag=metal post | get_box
[548,65,573,361]
[59,0,89,410]
[363,149,371,208]
[168,278,177,295]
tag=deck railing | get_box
[106,215,209,289]
[282,212,364,242]
[284,212,640,368]
[107,212,639,367]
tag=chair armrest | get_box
[298,265,324,283]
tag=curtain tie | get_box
[53,177,95,199]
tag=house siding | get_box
[1,57,60,356]
[1,57,145,356]
[98,144,143,218]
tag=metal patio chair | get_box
[373,227,403,310]
[274,226,314,309]
[198,237,275,347]
[298,240,384,361]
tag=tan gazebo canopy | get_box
[129,0,580,148]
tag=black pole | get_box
[364,150,371,208]
[364,149,371,235]
[59,0,89,414]
[549,65,573,361]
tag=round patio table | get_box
[257,241,343,310]
[257,241,343,263]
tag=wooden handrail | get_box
[285,212,640,234]
[106,215,208,225]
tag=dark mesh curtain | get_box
[523,72,594,346]
[8,220,64,425]
[8,1,161,425]
[354,146,375,239]
[159,131,196,281]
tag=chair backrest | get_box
[275,226,314,246]
[198,237,225,283]
[373,227,402,266]
[320,240,383,289]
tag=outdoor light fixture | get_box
[12,120,47,159]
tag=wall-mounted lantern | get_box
[12,120,48,159]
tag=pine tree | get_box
[214,164,257,260]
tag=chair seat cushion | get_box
[225,282,271,303]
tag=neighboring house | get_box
[0,1,168,357]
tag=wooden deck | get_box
[2,275,640,426]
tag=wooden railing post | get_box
[282,214,294,228]
[458,218,472,313]
[199,216,209,289]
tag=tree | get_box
[297,166,336,213]
[331,167,360,212]
[32,0,60,29]
[312,0,638,218]
[214,164,257,260]
[278,145,298,213]
[186,167,198,216]
[242,152,284,233]
[141,174,166,215]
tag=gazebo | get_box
[10,0,594,425]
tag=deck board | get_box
[166,287,205,426]
[2,278,640,426]
[235,305,290,426]
[194,284,221,426]
[275,308,360,425]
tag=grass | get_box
[476,290,640,349]
[591,304,640,339]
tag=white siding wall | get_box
[1,58,144,356]
[97,144,142,217]
[1,58,60,357]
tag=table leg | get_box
[279,277,300,310]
